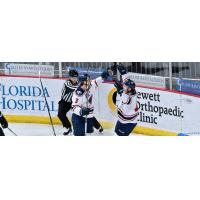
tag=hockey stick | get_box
[179,76,183,133]
[85,64,89,134]
[7,127,18,136]
[39,72,56,136]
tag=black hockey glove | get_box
[0,112,8,129]
[117,64,127,75]
[80,107,92,117]
[101,70,109,80]
[114,81,123,95]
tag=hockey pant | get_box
[57,101,72,129]
[72,113,94,136]
[115,121,137,136]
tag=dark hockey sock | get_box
[93,117,101,130]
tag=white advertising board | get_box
[100,83,200,133]
[0,76,199,133]
[0,77,64,116]
[128,72,166,88]
[4,63,55,77]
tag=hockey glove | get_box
[114,81,123,95]
[101,70,109,80]
[80,107,92,117]
[117,64,127,75]
[0,112,8,129]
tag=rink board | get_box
[0,76,200,136]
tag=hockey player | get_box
[0,111,8,136]
[114,65,139,136]
[58,69,79,135]
[71,71,109,136]
[58,69,104,135]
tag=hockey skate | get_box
[98,126,104,135]
[63,127,72,136]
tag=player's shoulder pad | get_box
[75,87,85,96]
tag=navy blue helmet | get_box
[124,79,135,89]
[79,74,91,83]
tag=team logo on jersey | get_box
[76,90,83,95]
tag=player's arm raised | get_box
[92,69,110,88]
[117,64,130,82]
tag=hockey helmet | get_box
[69,69,79,77]
[124,79,136,89]
[79,73,91,83]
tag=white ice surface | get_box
[3,123,143,136]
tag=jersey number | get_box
[75,98,79,103]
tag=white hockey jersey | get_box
[116,73,139,124]
[71,77,103,118]
[116,92,139,124]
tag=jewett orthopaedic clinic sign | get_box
[137,90,184,125]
